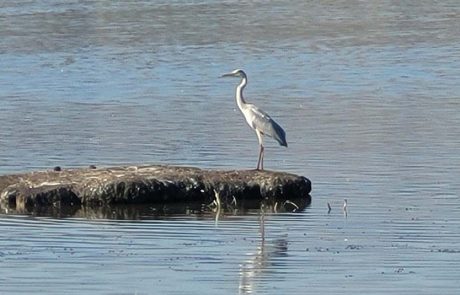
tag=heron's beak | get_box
[221,72,234,78]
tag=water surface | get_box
[1,1,460,294]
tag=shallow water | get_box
[1,0,460,294]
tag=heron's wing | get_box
[247,104,287,147]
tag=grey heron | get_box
[221,69,287,170]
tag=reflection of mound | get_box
[0,195,311,220]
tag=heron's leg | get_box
[256,130,264,170]
[256,145,264,170]
[256,145,261,170]
[260,146,265,170]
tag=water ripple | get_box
[2,0,460,294]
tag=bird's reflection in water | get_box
[238,217,289,294]
[209,199,308,294]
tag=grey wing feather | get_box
[249,105,288,147]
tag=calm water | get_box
[1,0,460,294]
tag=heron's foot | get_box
[256,163,264,170]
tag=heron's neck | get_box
[236,76,247,110]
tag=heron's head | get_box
[221,69,247,78]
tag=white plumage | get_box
[222,69,287,170]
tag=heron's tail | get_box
[272,121,288,147]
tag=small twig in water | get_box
[212,189,222,208]
[231,195,237,207]
[284,200,299,212]
[343,199,348,217]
